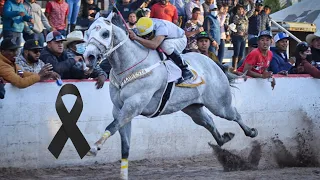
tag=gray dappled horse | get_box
[82,14,258,179]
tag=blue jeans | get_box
[232,35,246,57]
[58,29,67,36]
[218,39,225,63]
[67,0,81,25]
[3,31,22,46]
[23,32,45,47]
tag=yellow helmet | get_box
[136,17,154,36]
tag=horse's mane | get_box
[111,14,126,31]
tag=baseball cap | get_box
[24,39,43,50]
[256,0,263,5]
[274,32,290,43]
[46,31,66,42]
[296,41,310,53]
[196,31,213,41]
[248,37,258,48]
[209,4,218,10]
[0,38,21,50]
[258,30,272,39]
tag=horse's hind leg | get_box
[119,122,132,180]
[207,103,258,138]
[182,104,235,146]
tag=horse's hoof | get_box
[86,146,98,157]
[249,128,258,138]
[222,132,235,144]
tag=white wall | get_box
[0,76,320,168]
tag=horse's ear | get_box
[94,12,100,20]
[106,12,114,22]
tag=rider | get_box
[128,17,193,83]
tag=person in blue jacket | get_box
[269,32,295,74]
[2,0,34,46]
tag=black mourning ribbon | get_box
[48,84,90,159]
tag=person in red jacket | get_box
[150,0,178,24]
[293,41,320,78]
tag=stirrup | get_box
[177,69,193,84]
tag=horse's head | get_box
[83,13,115,69]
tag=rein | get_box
[117,50,150,75]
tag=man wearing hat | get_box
[306,30,320,62]
[40,31,80,79]
[63,30,107,86]
[269,32,295,74]
[0,38,59,88]
[203,3,220,54]
[237,30,273,78]
[196,31,219,63]
[16,39,46,73]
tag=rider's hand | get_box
[262,71,273,79]
[19,12,25,17]
[29,19,34,24]
[95,75,106,89]
[129,30,136,41]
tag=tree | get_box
[263,0,281,13]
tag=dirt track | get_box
[1,153,320,180]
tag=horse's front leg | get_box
[87,94,151,156]
[119,122,131,180]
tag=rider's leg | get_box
[160,36,193,82]
[168,50,193,82]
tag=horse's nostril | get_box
[88,55,96,61]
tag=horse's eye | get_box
[101,30,110,39]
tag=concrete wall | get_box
[0,76,320,168]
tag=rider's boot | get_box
[168,50,193,83]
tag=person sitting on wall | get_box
[291,41,320,78]
[0,77,5,99]
[63,30,107,88]
[237,30,273,79]
[16,39,45,73]
[269,32,295,74]
[0,38,59,88]
[306,30,320,63]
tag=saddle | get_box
[156,48,205,88]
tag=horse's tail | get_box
[224,70,247,88]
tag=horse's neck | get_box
[110,26,154,76]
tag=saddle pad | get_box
[164,60,205,88]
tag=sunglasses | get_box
[8,49,19,53]
[142,31,154,40]
[31,49,41,54]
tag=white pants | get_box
[160,35,187,55]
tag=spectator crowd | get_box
[1,0,320,99]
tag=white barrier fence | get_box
[0,76,320,168]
